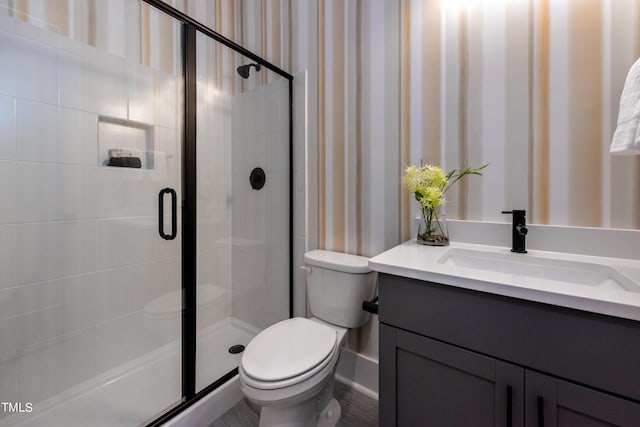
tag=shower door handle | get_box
[159,188,177,240]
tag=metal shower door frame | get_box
[140,1,294,425]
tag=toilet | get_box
[239,250,377,427]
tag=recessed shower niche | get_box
[98,116,163,170]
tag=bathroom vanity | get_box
[369,241,640,426]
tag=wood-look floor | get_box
[209,381,379,427]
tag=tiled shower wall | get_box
[292,72,307,318]
[195,46,232,329]
[193,33,295,333]
[229,78,292,330]
[0,12,183,410]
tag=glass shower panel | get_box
[0,2,183,425]
[195,32,290,392]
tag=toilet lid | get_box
[242,318,337,382]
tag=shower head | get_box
[237,63,261,79]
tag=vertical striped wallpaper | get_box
[536,0,551,224]
[168,0,292,81]
[309,0,640,257]
[3,0,639,257]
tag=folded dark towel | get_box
[108,157,142,168]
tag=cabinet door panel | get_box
[380,323,397,426]
[381,324,523,427]
[496,361,524,427]
[396,345,495,426]
[526,371,640,427]
[556,380,640,427]
[525,371,556,427]
[557,409,615,427]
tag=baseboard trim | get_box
[335,348,379,400]
[164,376,243,427]
[166,348,379,426]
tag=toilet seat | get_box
[241,318,339,390]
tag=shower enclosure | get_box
[0,1,292,426]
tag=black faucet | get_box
[501,210,528,253]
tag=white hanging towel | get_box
[610,58,640,155]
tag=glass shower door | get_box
[0,2,183,425]
[195,31,291,392]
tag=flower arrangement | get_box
[403,162,489,245]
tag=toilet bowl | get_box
[239,317,347,427]
[238,250,377,427]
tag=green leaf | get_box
[442,162,490,194]
[445,169,457,180]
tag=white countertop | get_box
[369,240,640,321]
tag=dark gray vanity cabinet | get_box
[378,273,640,427]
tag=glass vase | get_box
[416,211,449,246]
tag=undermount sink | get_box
[436,248,640,293]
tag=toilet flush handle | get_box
[299,266,312,275]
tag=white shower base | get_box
[1,318,256,427]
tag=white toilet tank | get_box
[303,250,377,328]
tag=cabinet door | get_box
[525,371,640,427]
[380,324,524,427]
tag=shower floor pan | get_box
[0,318,256,427]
